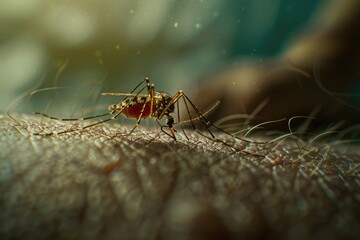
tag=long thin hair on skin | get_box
[38,59,69,117]
[241,118,287,139]
[330,124,360,146]
[11,85,114,137]
[5,86,69,137]
[210,113,283,145]
[273,60,360,158]
[210,63,316,150]
[266,116,337,157]
[313,125,360,166]
[248,116,316,155]
[312,60,360,148]
[310,129,346,174]
[295,105,322,135]
[244,98,270,125]
[293,121,344,158]
[172,99,263,146]
[213,114,252,132]
[213,98,271,132]
[291,130,341,165]
[69,74,108,118]
[247,61,360,153]
[213,62,310,130]
[52,58,69,91]
[210,114,302,148]
[287,116,316,153]
[314,60,360,111]
[45,59,106,124]
[6,74,47,124]
[7,59,70,124]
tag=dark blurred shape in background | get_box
[0,0,322,115]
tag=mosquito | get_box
[34,77,265,155]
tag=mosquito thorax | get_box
[157,92,175,114]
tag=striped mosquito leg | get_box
[129,77,151,95]
[33,112,110,121]
[176,100,189,140]
[181,93,258,144]
[128,82,157,136]
[32,112,113,136]
[181,94,215,138]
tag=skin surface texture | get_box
[0,114,360,240]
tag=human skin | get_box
[1,114,360,239]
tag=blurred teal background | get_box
[0,0,323,114]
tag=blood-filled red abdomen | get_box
[121,102,156,119]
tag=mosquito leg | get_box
[129,77,151,95]
[32,77,154,137]
[176,100,189,140]
[33,112,110,121]
[128,80,157,136]
[127,100,151,137]
[149,84,155,116]
[103,78,153,137]
[177,103,240,152]
[32,116,114,136]
[31,111,111,136]
[156,91,202,140]
[194,128,265,157]
[181,94,263,156]
[181,93,215,138]
[176,92,265,156]
[181,93,264,145]
[33,106,125,136]
[102,77,151,112]
[127,121,141,136]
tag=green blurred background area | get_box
[0,0,323,115]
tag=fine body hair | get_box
[0,113,359,240]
